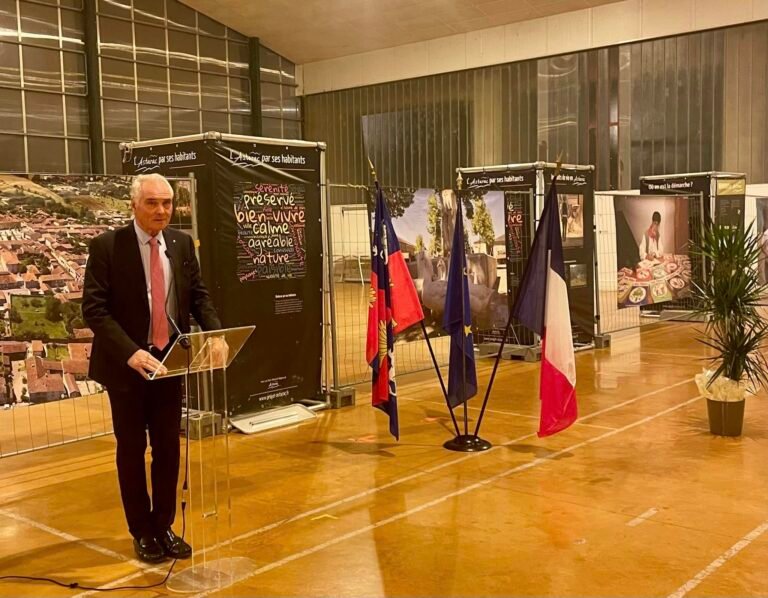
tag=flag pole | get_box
[367,157,460,437]
[443,172,490,452]
[420,320,460,436]
[472,307,514,437]
[472,157,563,437]
[459,198,469,437]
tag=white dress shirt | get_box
[133,220,177,343]
[638,232,664,259]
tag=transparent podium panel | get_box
[149,327,256,593]
[149,326,254,380]
[166,557,254,593]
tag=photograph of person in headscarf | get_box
[613,196,692,309]
[639,211,664,260]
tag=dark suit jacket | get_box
[83,224,221,388]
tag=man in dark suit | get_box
[83,173,222,563]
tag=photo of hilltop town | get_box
[0,174,133,409]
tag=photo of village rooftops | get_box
[0,174,134,408]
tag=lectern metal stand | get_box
[149,326,255,593]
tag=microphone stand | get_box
[162,243,193,575]
[165,247,190,350]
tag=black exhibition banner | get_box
[462,169,536,344]
[121,140,217,280]
[542,166,595,343]
[211,140,322,415]
[464,169,536,302]
[463,165,596,343]
[505,193,525,260]
[463,169,537,192]
[500,189,535,345]
[640,176,705,195]
[123,137,324,415]
[640,173,745,231]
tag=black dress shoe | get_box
[157,528,192,559]
[133,536,167,563]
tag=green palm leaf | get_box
[690,221,768,390]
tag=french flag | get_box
[512,178,578,437]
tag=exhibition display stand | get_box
[121,133,328,422]
[593,191,704,334]
[640,171,746,230]
[457,162,596,345]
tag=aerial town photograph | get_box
[0,174,133,409]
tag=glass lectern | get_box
[150,326,255,593]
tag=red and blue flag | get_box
[366,184,424,439]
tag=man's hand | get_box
[200,336,229,370]
[127,349,167,379]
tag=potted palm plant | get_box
[692,222,768,436]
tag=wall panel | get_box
[722,21,768,182]
[305,62,537,193]
[306,20,768,193]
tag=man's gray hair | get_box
[130,173,173,204]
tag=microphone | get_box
[164,246,191,350]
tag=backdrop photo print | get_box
[613,195,692,308]
[384,187,509,342]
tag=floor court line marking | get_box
[77,376,697,595]
[402,397,618,430]
[190,394,705,598]
[0,508,150,572]
[1,457,117,487]
[627,507,659,527]
[221,378,695,546]
[75,426,543,597]
[666,520,768,598]
[641,351,708,360]
[575,421,618,431]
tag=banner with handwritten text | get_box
[234,182,307,282]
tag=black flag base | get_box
[443,434,492,452]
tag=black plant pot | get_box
[706,398,745,437]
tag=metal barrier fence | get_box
[0,392,112,457]
[745,195,757,233]
[0,174,197,458]
[594,191,704,336]
[745,194,766,284]
[8,184,755,457]
[325,183,450,387]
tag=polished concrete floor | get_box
[0,323,767,597]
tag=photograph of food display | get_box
[613,196,692,309]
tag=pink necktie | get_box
[149,237,169,350]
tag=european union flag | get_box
[442,201,477,408]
